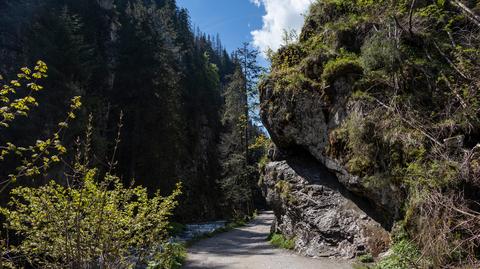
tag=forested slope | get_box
[0,0,248,221]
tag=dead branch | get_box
[450,0,480,28]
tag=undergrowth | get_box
[268,233,296,250]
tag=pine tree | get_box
[218,66,254,216]
[234,43,263,163]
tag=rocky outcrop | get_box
[258,1,403,260]
[260,0,480,266]
[260,62,403,222]
[262,152,390,258]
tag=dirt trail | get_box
[182,211,354,269]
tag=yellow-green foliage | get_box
[0,61,47,128]
[249,134,271,171]
[271,43,305,71]
[0,62,82,192]
[0,169,182,269]
[0,62,184,269]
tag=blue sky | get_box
[176,0,264,53]
[176,0,313,59]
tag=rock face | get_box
[259,69,398,257]
[262,153,390,258]
[260,67,403,222]
[260,0,480,265]
[258,1,403,259]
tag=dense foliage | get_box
[0,62,184,269]
[0,0,268,267]
[1,170,182,268]
[264,0,480,267]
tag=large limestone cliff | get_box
[260,0,480,264]
[258,20,398,258]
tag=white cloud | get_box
[250,0,312,56]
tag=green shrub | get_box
[361,33,400,72]
[373,224,421,269]
[0,169,182,269]
[269,233,296,250]
[374,238,420,269]
[272,43,306,70]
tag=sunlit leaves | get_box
[0,61,49,127]
[0,61,82,192]
[0,169,182,268]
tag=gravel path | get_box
[182,211,354,269]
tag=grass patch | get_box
[268,233,296,250]
[358,253,374,263]
[373,238,420,269]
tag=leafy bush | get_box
[0,62,184,269]
[0,169,182,268]
[0,61,81,193]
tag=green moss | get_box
[270,67,322,95]
[322,55,363,84]
[268,233,296,250]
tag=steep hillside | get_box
[260,0,480,267]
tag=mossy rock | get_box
[322,56,363,84]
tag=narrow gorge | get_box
[0,0,479,268]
